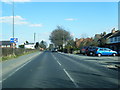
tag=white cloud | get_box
[0,16,28,25]
[29,24,43,27]
[0,15,43,27]
[65,18,76,21]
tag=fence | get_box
[1,48,36,57]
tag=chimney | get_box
[111,28,116,33]
[75,38,78,41]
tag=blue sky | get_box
[1,1,118,46]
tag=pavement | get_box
[1,51,120,88]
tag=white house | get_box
[24,43,35,49]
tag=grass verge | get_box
[1,50,38,61]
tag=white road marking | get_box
[106,65,117,68]
[63,69,79,88]
[51,53,79,88]
[1,53,40,83]
[51,53,62,66]
[57,61,61,66]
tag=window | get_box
[114,37,117,41]
[7,45,10,47]
[99,49,103,51]
[2,45,6,47]
[110,38,113,42]
[104,48,110,51]
[118,36,120,42]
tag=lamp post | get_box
[34,33,36,44]
[12,0,15,55]
[12,0,14,38]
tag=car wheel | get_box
[89,52,93,56]
[113,53,116,56]
[98,53,101,57]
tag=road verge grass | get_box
[1,50,38,61]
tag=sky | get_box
[0,0,119,46]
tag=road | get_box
[2,51,119,88]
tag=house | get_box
[108,31,120,44]
[105,30,120,54]
[0,41,16,48]
[98,28,118,47]
[94,34,102,42]
[75,38,84,48]
[97,28,120,54]
[24,43,35,49]
[75,38,93,48]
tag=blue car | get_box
[94,48,118,57]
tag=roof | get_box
[110,30,120,38]
[25,43,35,45]
[98,30,119,41]
[103,33,112,39]
[0,41,13,45]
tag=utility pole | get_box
[34,33,36,44]
[12,0,14,38]
[12,0,15,55]
[62,31,64,52]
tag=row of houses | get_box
[0,41,15,48]
[104,29,120,53]
[75,28,120,54]
[0,41,36,49]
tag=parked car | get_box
[94,48,118,57]
[80,46,90,55]
[86,46,99,56]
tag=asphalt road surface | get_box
[2,51,119,88]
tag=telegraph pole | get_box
[12,0,14,38]
[34,33,36,44]
[12,0,15,55]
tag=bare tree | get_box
[49,26,72,49]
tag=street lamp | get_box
[12,0,15,54]
[12,0,14,38]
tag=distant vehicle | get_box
[80,46,90,55]
[94,48,118,57]
[51,48,58,52]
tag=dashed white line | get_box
[1,53,40,83]
[51,54,60,63]
[63,69,79,88]
[57,61,61,66]
[51,53,79,88]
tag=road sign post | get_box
[10,38,18,55]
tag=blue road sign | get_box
[10,38,18,43]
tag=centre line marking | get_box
[51,53,79,88]
[57,61,61,66]
[63,69,79,88]
[51,54,62,66]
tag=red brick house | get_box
[75,38,93,48]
